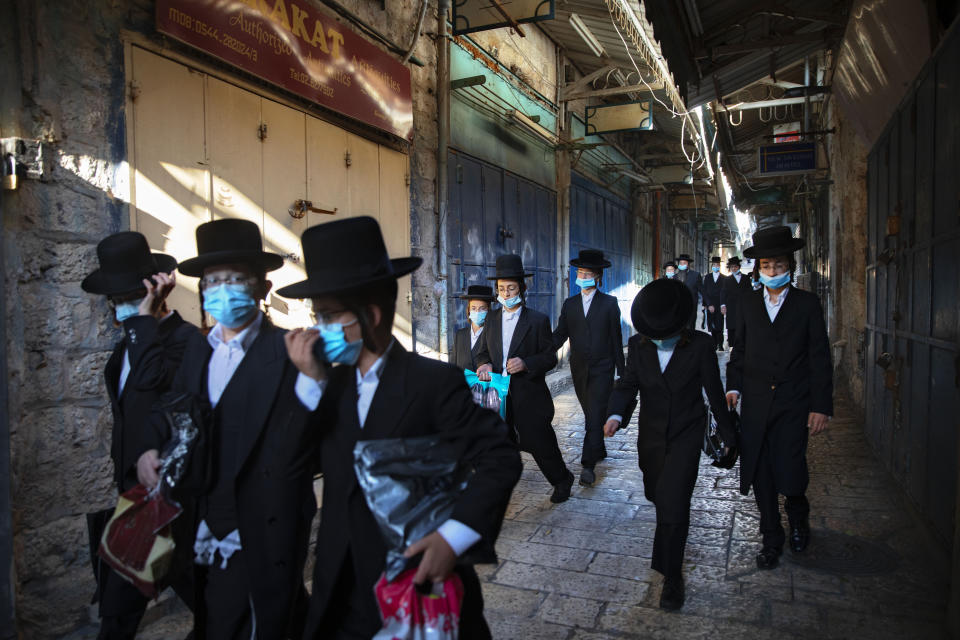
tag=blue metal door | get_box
[447,150,557,351]
[570,173,633,344]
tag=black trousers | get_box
[507,401,569,486]
[726,308,738,351]
[196,551,254,640]
[705,308,724,347]
[753,438,810,549]
[571,364,614,467]
[316,555,491,639]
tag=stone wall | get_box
[0,0,440,636]
[825,98,868,412]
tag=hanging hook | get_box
[758,106,772,123]
[727,109,742,126]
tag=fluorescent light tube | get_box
[569,13,606,58]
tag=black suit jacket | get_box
[721,272,752,318]
[676,268,702,305]
[452,325,485,370]
[475,306,558,428]
[144,317,316,639]
[304,343,522,635]
[104,312,196,492]
[726,286,833,494]
[552,291,625,379]
[701,272,727,308]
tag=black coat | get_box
[452,325,485,370]
[721,272,753,320]
[475,306,558,428]
[552,291,625,379]
[104,312,196,492]
[607,331,734,517]
[676,268,702,305]
[726,286,833,495]
[144,318,316,639]
[304,343,522,636]
[701,272,727,309]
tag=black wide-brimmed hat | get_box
[276,216,422,299]
[727,256,742,266]
[81,232,177,296]
[178,218,284,277]
[488,254,533,280]
[710,256,721,263]
[675,253,694,263]
[743,225,805,259]
[570,248,611,270]
[663,260,677,270]
[458,284,497,302]
[631,279,694,339]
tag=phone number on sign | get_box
[167,7,259,62]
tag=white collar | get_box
[207,312,263,352]
[581,288,597,301]
[502,307,522,320]
[357,339,394,383]
[763,286,789,304]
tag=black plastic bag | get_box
[703,407,739,469]
[153,390,213,499]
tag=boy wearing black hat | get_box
[452,285,497,370]
[674,254,702,329]
[281,217,521,639]
[475,254,575,503]
[721,256,751,349]
[82,232,196,639]
[661,261,678,279]
[604,279,735,610]
[552,249,625,486]
[726,226,833,570]
[701,256,727,351]
[136,218,317,639]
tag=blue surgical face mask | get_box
[114,299,143,323]
[759,272,791,289]
[712,266,720,273]
[469,310,487,326]
[678,264,688,271]
[203,284,258,329]
[651,335,681,350]
[665,271,676,278]
[498,294,522,309]
[576,277,596,290]
[314,319,363,365]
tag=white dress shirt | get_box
[500,307,522,370]
[581,288,596,316]
[118,351,132,396]
[763,285,789,322]
[294,342,481,556]
[470,325,484,349]
[732,271,742,283]
[712,271,720,282]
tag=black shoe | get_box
[550,471,575,503]
[790,526,810,553]
[659,576,685,611]
[579,466,596,486]
[756,546,782,570]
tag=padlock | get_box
[1,154,16,191]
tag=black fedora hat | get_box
[727,256,742,266]
[570,248,611,270]
[631,279,694,339]
[276,216,422,299]
[178,218,284,277]
[488,254,533,280]
[458,284,497,302]
[663,261,677,270]
[81,232,177,296]
[675,253,694,263]
[710,256,721,263]
[743,225,805,259]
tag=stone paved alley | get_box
[72,355,950,640]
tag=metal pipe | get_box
[803,56,811,140]
[436,0,451,356]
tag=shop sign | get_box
[757,142,816,176]
[585,100,652,135]
[157,0,413,140]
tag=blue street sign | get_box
[757,142,817,176]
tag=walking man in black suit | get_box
[82,232,196,639]
[701,256,727,351]
[721,256,751,350]
[476,254,575,503]
[674,253,702,329]
[281,218,522,639]
[726,226,833,570]
[137,219,317,639]
[553,249,625,486]
[452,284,497,370]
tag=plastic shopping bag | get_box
[463,370,510,419]
[373,568,464,640]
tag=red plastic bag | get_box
[97,484,182,599]
[374,568,464,640]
